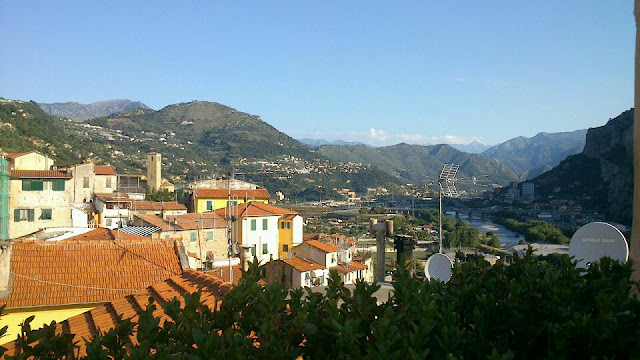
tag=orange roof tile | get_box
[94,192,131,201]
[5,150,38,159]
[282,257,324,272]
[195,188,270,200]
[214,202,297,218]
[63,227,154,241]
[0,269,232,358]
[0,238,184,309]
[305,240,339,253]
[94,165,117,175]
[10,170,71,179]
[331,262,368,274]
[131,201,187,211]
[207,265,244,285]
[166,212,228,230]
[134,214,173,230]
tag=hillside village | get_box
[0,148,374,339]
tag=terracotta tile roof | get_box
[304,233,355,247]
[136,213,228,231]
[282,257,324,272]
[5,150,38,159]
[166,212,228,230]
[214,202,297,218]
[0,238,184,309]
[134,214,173,231]
[0,269,232,358]
[207,265,243,285]
[64,227,160,241]
[131,201,187,211]
[10,170,71,179]
[281,214,298,220]
[331,261,368,274]
[94,165,117,175]
[305,240,339,253]
[195,188,270,200]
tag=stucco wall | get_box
[1,304,100,339]
[11,153,54,171]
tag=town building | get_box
[215,202,300,265]
[6,151,73,238]
[0,228,186,339]
[132,212,229,269]
[93,192,131,228]
[193,188,270,213]
[130,200,187,219]
[266,257,329,288]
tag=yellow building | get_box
[194,188,270,213]
[278,213,303,258]
[0,228,184,339]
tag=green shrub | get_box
[3,252,639,359]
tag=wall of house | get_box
[238,215,280,265]
[69,162,94,203]
[278,219,293,259]
[94,174,117,194]
[1,304,100,339]
[293,243,337,268]
[292,215,303,245]
[8,179,72,238]
[157,228,228,265]
[94,199,130,228]
[11,153,53,171]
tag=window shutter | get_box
[14,209,20,222]
[28,209,35,222]
[53,179,65,191]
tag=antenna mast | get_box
[438,164,459,253]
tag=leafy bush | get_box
[3,252,639,359]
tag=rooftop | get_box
[282,257,325,272]
[305,240,339,253]
[195,188,270,200]
[0,269,231,358]
[0,236,184,309]
[94,165,117,175]
[10,170,71,179]
[131,200,187,211]
[214,202,297,218]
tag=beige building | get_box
[6,151,73,238]
[133,212,229,269]
[146,152,162,192]
[130,200,187,220]
[65,162,118,204]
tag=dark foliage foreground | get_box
[2,251,639,359]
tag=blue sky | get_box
[0,1,634,146]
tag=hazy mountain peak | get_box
[38,99,151,122]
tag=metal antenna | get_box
[438,163,459,253]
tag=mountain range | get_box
[38,99,151,122]
[532,109,633,224]
[482,129,587,179]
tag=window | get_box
[14,209,34,222]
[283,244,288,252]
[251,219,256,231]
[106,218,112,226]
[262,219,268,230]
[206,231,213,241]
[40,209,52,220]
[250,246,256,257]
[229,200,238,206]
[190,232,197,242]
[83,177,89,188]
[262,243,268,254]
[106,177,112,188]
[52,179,65,191]
[22,179,43,191]
[206,200,213,211]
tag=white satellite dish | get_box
[569,222,629,269]
[424,253,453,283]
[232,243,240,255]
[287,252,293,259]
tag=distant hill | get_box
[482,129,587,179]
[299,138,368,147]
[38,99,151,121]
[532,109,633,224]
[450,140,492,154]
[318,142,518,192]
[1,98,401,199]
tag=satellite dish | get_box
[232,243,240,255]
[424,253,453,283]
[569,222,629,269]
[287,252,293,259]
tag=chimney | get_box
[240,245,252,272]
[0,244,13,292]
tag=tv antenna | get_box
[438,163,459,253]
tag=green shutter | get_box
[41,209,52,220]
[262,243,268,254]
[206,201,212,211]
[263,219,268,230]
[31,180,43,191]
[53,179,65,191]
[28,209,34,222]
[190,232,197,242]
[207,231,213,241]
[22,180,30,191]
[14,209,20,222]
[251,219,256,231]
